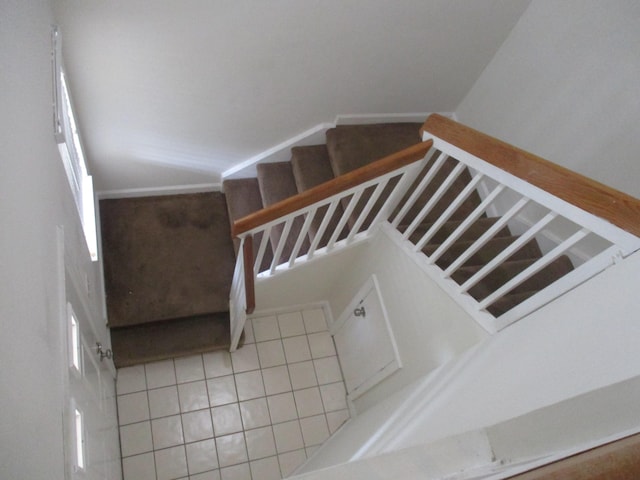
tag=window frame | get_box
[52,26,98,261]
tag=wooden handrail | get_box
[232,140,433,236]
[422,114,640,238]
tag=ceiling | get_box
[53,0,531,193]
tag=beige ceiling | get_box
[53,0,531,193]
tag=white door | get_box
[59,228,121,480]
[333,276,402,400]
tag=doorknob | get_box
[96,342,113,361]
[353,306,366,317]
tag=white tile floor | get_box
[116,308,350,480]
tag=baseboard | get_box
[334,112,441,125]
[222,112,452,180]
[97,182,222,199]
[249,300,335,328]
[222,123,333,180]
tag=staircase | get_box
[101,116,639,369]
[224,122,574,320]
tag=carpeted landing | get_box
[100,192,236,367]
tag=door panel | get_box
[59,227,120,480]
[333,275,401,400]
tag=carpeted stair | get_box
[224,122,574,319]
[100,192,237,367]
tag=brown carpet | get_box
[110,312,231,368]
[100,192,235,327]
[100,192,236,367]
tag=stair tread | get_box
[325,123,423,232]
[326,123,422,176]
[257,162,300,206]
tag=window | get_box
[74,407,85,471]
[52,27,98,261]
[68,304,81,373]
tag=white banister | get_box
[414,172,484,251]
[308,200,340,259]
[405,162,467,241]
[440,196,530,272]
[253,226,271,274]
[392,150,448,229]
[229,118,640,339]
[289,209,316,267]
[347,181,388,242]
[459,212,558,293]
[326,190,364,250]
[478,228,590,310]
[229,237,247,351]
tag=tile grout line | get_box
[251,315,282,479]
[206,352,226,477]
[119,308,346,480]
[277,312,305,475]
[143,361,159,480]
[173,357,190,479]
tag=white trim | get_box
[249,300,333,322]
[97,182,221,199]
[222,123,333,179]
[222,112,450,180]
[334,112,442,125]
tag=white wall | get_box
[456,0,640,198]
[255,228,487,412]
[53,0,531,193]
[325,228,487,413]
[0,1,111,477]
[295,374,640,479]
[381,249,640,450]
[298,248,640,476]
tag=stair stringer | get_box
[222,112,451,180]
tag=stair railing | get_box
[229,114,640,348]
[228,141,434,350]
[394,114,640,332]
